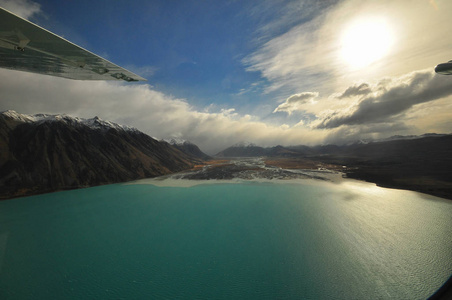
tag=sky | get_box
[0,0,451,154]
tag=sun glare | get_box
[340,18,394,69]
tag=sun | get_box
[340,17,394,69]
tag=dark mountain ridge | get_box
[0,111,205,199]
[216,134,452,159]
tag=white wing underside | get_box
[0,7,145,81]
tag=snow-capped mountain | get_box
[162,138,210,160]
[163,138,189,145]
[0,110,205,199]
[1,110,139,133]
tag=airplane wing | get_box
[0,7,146,81]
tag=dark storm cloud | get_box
[315,70,452,129]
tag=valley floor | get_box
[170,157,340,182]
[171,157,452,201]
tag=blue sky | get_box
[1,0,452,154]
[6,0,339,115]
[28,0,321,111]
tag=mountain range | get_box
[215,134,450,157]
[0,111,208,199]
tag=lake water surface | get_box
[0,178,451,299]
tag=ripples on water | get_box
[0,179,451,299]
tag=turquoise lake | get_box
[0,179,451,299]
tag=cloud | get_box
[1,67,452,154]
[243,17,333,95]
[0,0,41,20]
[313,70,452,129]
[247,0,336,43]
[244,0,452,96]
[273,92,318,115]
[337,83,371,99]
[0,69,328,154]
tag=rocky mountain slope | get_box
[0,111,204,199]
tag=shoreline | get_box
[131,157,452,201]
[2,157,451,201]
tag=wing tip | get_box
[0,7,148,82]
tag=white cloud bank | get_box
[0,69,330,154]
[273,92,318,115]
[2,67,451,155]
[0,65,452,154]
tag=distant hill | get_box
[215,143,300,157]
[163,139,211,161]
[216,134,452,160]
[215,143,267,157]
[0,111,205,199]
[216,135,452,199]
